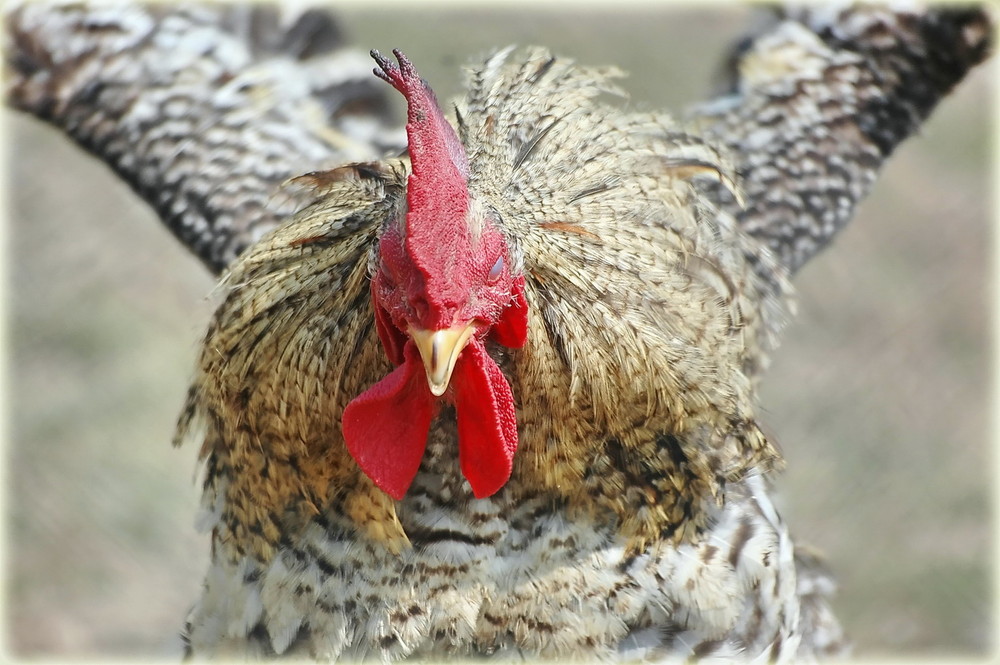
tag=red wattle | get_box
[452,339,518,498]
[342,342,434,500]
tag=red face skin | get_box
[341,50,528,501]
[371,220,526,359]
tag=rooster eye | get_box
[487,256,504,283]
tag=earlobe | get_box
[492,276,529,349]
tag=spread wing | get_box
[6,3,404,274]
[8,3,988,280]
[690,5,991,275]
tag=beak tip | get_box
[410,323,477,397]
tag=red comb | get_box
[370,49,468,179]
[371,49,471,323]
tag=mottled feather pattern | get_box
[5,3,992,662]
[692,5,992,274]
[6,3,403,273]
[187,451,802,661]
[177,161,410,563]
[177,46,803,660]
[456,48,785,542]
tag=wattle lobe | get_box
[452,339,518,498]
[342,343,434,500]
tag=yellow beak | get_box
[409,323,478,396]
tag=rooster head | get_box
[342,49,529,501]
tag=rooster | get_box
[6,3,991,661]
[177,48,791,659]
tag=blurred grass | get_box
[4,6,995,660]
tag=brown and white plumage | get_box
[6,3,991,661]
[175,49,791,658]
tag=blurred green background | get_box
[5,5,995,660]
